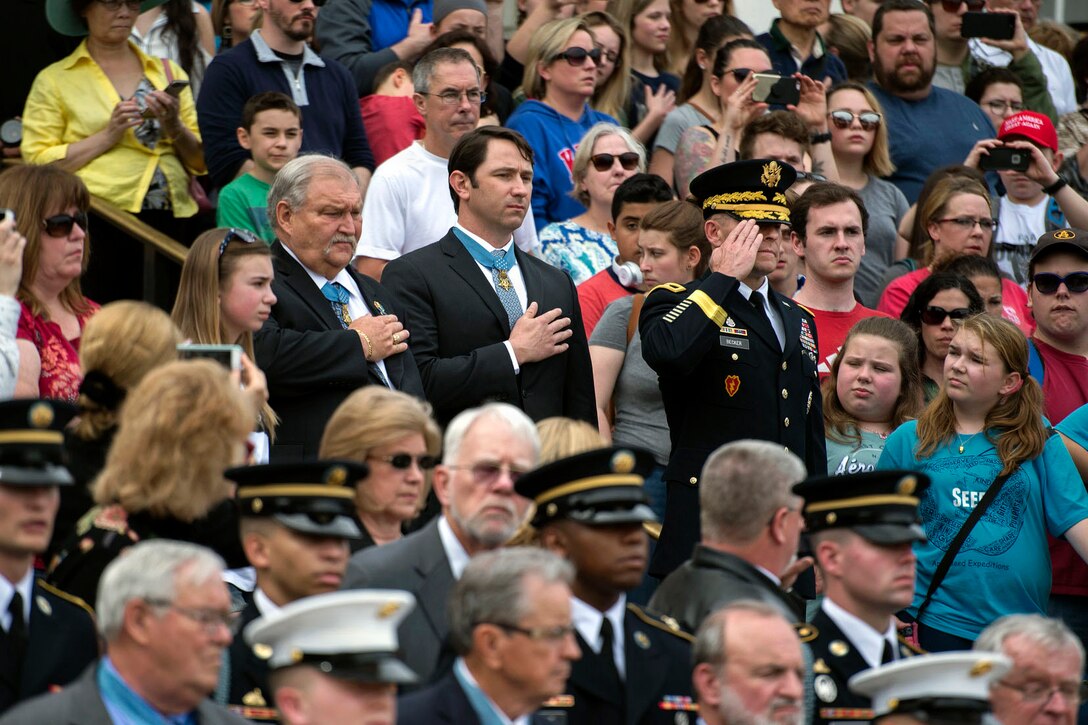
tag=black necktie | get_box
[881,638,895,665]
[2,592,28,696]
[599,617,625,709]
[749,291,780,351]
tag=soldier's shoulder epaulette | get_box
[38,580,96,620]
[627,603,694,642]
[793,301,816,318]
[648,282,687,296]
[642,521,662,541]
[795,621,819,643]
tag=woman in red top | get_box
[0,164,99,400]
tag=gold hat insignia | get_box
[896,475,917,496]
[1054,229,1076,240]
[251,498,263,514]
[761,161,783,188]
[253,643,273,660]
[611,450,636,474]
[546,502,558,518]
[326,465,348,486]
[28,402,54,429]
[242,688,267,707]
[969,660,994,677]
[290,648,304,663]
[826,511,837,525]
[378,601,402,619]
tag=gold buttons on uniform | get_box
[689,477,698,485]
[781,389,788,399]
[731,353,739,361]
[784,417,790,427]
[781,362,787,371]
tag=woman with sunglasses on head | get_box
[827,81,910,308]
[878,313,1088,652]
[320,387,442,552]
[172,227,278,462]
[538,123,647,284]
[0,164,99,401]
[508,17,617,231]
[878,175,1034,334]
[650,15,751,190]
[900,271,985,403]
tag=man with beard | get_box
[757,0,847,85]
[639,158,826,579]
[515,447,697,725]
[794,470,928,724]
[253,155,424,461]
[197,0,375,191]
[692,601,806,725]
[354,48,537,282]
[867,0,993,203]
[342,403,539,685]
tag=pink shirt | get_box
[878,267,1034,335]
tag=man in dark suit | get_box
[1,540,247,725]
[381,126,595,427]
[516,446,698,724]
[640,158,827,579]
[254,155,424,461]
[342,402,539,684]
[795,470,928,724]
[0,400,97,716]
[650,440,810,633]
[221,461,368,721]
[397,547,581,724]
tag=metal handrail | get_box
[88,195,188,265]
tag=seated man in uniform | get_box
[245,589,418,725]
[516,446,698,724]
[794,469,930,724]
[222,461,369,720]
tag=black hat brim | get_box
[854,522,927,545]
[273,513,362,540]
[0,463,74,487]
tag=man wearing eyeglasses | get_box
[397,547,582,723]
[974,614,1084,725]
[355,48,536,283]
[219,461,369,722]
[0,540,246,725]
[926,0,1054,122]
[515,446,696,725]
[343,403,539,685]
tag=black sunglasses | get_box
[921,306,972,325]
[369,454,439,470]
[287,0,327,6]
[553,47,601,67]
[42,211,88,237]
[590,152,640,172]
[723,67,753,83]
[218,227,261,257]
[1032,272,1088,295]
[828,110,882,131]
[932,0,985,11]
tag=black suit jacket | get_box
[397,672,566,724]
[381,230,595,427]
[341,518,453,685]
[0,579,98,715]
[640,272,827,577]
[254,241,425,461]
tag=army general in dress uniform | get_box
[516,447,698,725]
[640,158,826,578]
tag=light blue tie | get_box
[490,249,523,329]
[321,281,392,388]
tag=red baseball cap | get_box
[997,111,1058,152]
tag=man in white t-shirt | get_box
[354,47,536,281]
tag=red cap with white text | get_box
[997,111,1058,152]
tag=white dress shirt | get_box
[821,597,899,669]
[437,515,472,580]
[253,588,282,617]
[0,569,33,633]
[738,278,786,350]
[571,594,627,679]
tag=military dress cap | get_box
[245,590,418,684]
[226,461,368,539]
[849,652,1011,721]
[688,158,797,223]
[0,399,76,487]
[793,470,930,544]
[515,446,657,528]
[1030,227,1088,263]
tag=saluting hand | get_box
[710,218,763,280]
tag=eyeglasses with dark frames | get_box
[552,47,601,67]
[218,227,261,257]
[286,0,327,6]
[590,152,640,172]
[1031,272,1088,295]
[421,89,487,105]
[143,598,235,635]
[982,99,1024,115]
[935,217,998,233]
[368,453,439,470]
[920,306,973,326]
[446,461,529,486]
[930,0,985,11]
[42,211,89,237]
[485,622,578,642]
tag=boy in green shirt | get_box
[217,92,302,243]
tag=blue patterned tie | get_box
[490,250,523,329]
[321,281,391,388]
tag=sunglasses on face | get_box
[921,306,972,325]
[553,47,601,67]
[370,453,439,470]
[723,67,753,83]
[590,152,640,172]
[96,0,141,10]
[1032,272,1088,295]
[218,227,261,257]
[286,0,327,6]
[932,0,985,11]
[828,110,882,131]
[595,46,619,64]
[42,211,89,237]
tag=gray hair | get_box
[570,123,647,207]
[267,154,358,233]
[412,47,481,95]
[975,614,1085,671]
[447,546,573,655]
[442,402,541,466]
[699,440,806,543]
[96,540,225,641]
[693,600,790,670]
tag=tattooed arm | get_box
[674,126,721,199]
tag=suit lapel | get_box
[271,241,340,331]
[623,608,665,721]
[513,246,542,305]
[412,522,456,642]
[442,233,514,334]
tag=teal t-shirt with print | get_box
[826,428,888,475]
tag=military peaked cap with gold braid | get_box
[227,461,368,539]
[689,158,797,222]
[793,470,930,545]
[0,399,76,486]
[515,446,657,528]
